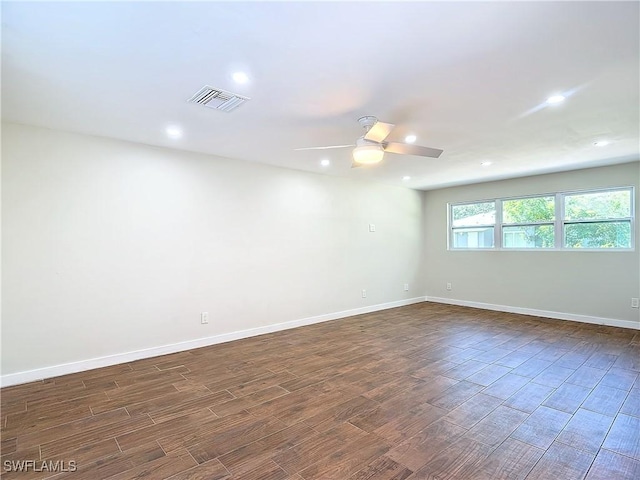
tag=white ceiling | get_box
[2,1,639,190]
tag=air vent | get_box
[188,85,249,113]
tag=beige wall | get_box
[1,123,426,378]
[423,162,640,326]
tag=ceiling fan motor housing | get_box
[358,116,378,131]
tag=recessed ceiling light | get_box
[480,161,492,167]
[402,176,411,181]
[405,134,417,144]
[320,159,330,167]
[546,95,565,105]
[165,126,182,139]
[594,140,610,147]
[232,71,249,84]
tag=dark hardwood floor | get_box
[1,302,639,479]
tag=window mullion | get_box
[556,192,563,249]
[502,221,555,227]
[495,199,502,248]
[632,187,636,249]
[448,203,452,250]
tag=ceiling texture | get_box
[2,1,639,190]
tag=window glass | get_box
[453,227,495,248]
[564,222,631,249]
[451,202,495,226]
[564,190,631,220]
[503,225,554,248]
[503,196,555,224]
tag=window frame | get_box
[448,186,635,251]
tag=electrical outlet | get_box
[362,289,367,298]
[404,283,409,291]
[369,224,376,232]
[446,282,452,291]
[632,298,639,308]
[201,312,209,324]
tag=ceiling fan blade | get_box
[293,144,353,151]
[364,121,395,143]
[384,142,443,158]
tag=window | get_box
[450,202,495,249]
[563,189,632,249]
[502,196,555,248]
[449,187,634,250]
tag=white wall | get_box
[1,123,426,381]
[3,123,638,385]
[423,162,640,328]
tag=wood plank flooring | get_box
[1,302,639,479]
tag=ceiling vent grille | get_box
[188,85,249,113]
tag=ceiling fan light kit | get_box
[353,143,385,164]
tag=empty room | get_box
[1,2,639,480]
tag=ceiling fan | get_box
[295,116,443,166]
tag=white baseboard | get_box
[0,296,427,388]
[5,295,635,387]
[426,296,640,330]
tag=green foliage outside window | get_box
[565,190,630,220]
